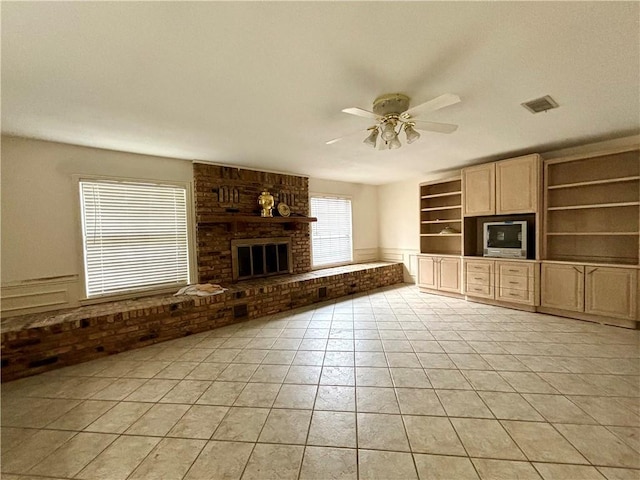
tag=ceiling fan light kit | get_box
[363,127,379,147]
[334,92,461,150]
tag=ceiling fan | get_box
[327,93,461,149]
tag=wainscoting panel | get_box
[354,248,379,263]
[380,248,419,283]
[1,276,79,317]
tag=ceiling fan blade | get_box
[412,121,459,134]
[326,127,372,145]
[341,107,379,120]
[403,93,461,118]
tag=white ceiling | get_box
[2,2,639,185]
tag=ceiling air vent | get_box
[522,95,559,114]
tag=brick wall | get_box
[194,164,311,284]
[1,263,404,382]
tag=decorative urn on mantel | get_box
[258,190,275,217]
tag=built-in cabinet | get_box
[541,262,638,323]
[417,255,461,295]
[417,177,463,296]
[464,258,538,307]
[418,143,639,328]
[463,154,540,216]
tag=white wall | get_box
[309,177,379,264]
[377,171,460,282]
[1,136,381,315]
[1,136,195,314]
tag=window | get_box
[79,179,190,297]
[310,195,353,267]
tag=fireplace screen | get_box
[232,238,292,281]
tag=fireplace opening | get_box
[232,238,292,281]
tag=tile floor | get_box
[1,284,639,480]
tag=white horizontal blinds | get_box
[311,196,353,267]
[80,180,189,297]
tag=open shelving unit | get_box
[419,177,462,255]
[543,146,640,265]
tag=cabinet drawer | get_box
[467,272,491,286]
[466,262,492,274]
[499,274,531,292]
[497,286,533,304]
[497,262,534,278]
[466,283,494,298]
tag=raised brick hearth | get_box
[1,262,403,382]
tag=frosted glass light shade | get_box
[363,127,378,147]
[381,121,397,141]
[404,124,421,144]
[388,135,401,149]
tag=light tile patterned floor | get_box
[1,284,639,480]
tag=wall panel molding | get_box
[380,248,420,283]
[1,276,79,317]
[354,248,379,263]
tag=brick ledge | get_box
[1,262,404,382]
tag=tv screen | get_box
[486,224,523,249]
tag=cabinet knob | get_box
[587,267,598,275]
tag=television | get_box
[483,221,527,259]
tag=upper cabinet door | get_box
[463,163,496,216]
[496,154,540,214]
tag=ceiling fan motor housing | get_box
[372,93,410,117]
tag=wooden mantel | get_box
[198,214,317,232]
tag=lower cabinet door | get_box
[438,257,461,293]
[541,263,584,312]
[418,256,437,289]
[585,267,638,320]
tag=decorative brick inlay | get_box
[194,163,311,284]
[1,262,404,382]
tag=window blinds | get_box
[79,180,189,297]
[310,196,353,267]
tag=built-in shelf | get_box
[421,219,462,224]
[547,201,640,211]
[421,191,462,199]
[547,232,639,236]
[420,233,462,237]
[544,146,640,267]
[198,214,317,232]
[547,176,640,190]
[420,177,463,257]
[420,205,462,212]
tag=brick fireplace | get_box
[194,163,312,284]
